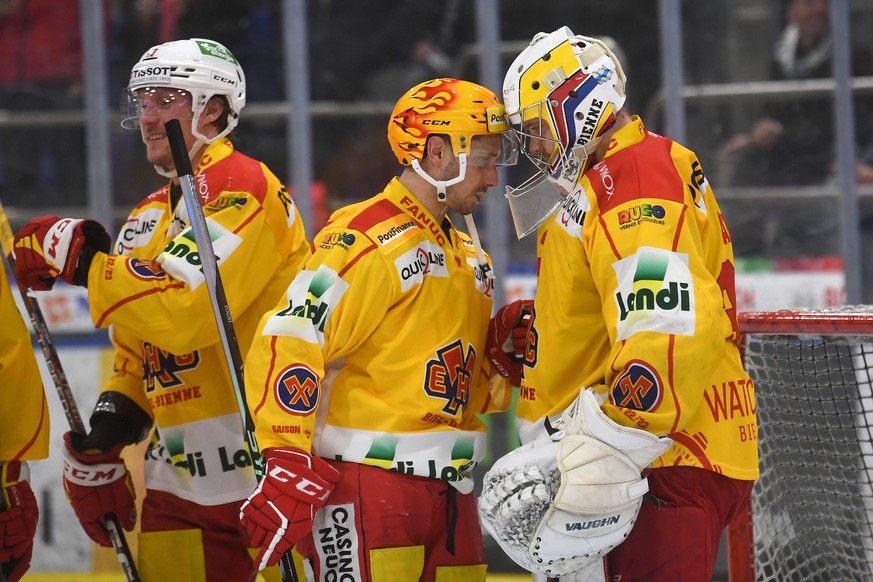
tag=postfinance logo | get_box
[612,246,695,340]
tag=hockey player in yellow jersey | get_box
[239,78,518,581]
[0,262,49,581]
[12,38,309,581]
[478,28,759,581]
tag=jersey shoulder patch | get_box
[198,151,269,208]
[348,197,425,254]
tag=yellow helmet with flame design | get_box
[387,78,516,167]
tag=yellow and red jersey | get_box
[246,178,510,494]
[0,264,48,462]
[517,116,758,480]
[86,138,310,505]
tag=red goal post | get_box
[728,308,873,582]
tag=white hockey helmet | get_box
[121,38,246,144]
[502,27,626,238]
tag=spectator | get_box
[721,0,873,187]
[0,0,86,208]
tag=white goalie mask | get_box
[502,27,627,238]
[478,389,672,577]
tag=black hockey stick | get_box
[164,120,298,582]
[0,201,141,582]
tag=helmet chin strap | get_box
[410,154,493,291]
[411,153,468,202]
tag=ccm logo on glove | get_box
[267,464,332,501]
[63,461,127,486]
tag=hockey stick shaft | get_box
[0,202,141,582]
[164,120,298,582]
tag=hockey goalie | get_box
[478,388,672,579]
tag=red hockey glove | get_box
[13,216,111,290]
[62,432,136,548]
[0,461,37,582]
[486,299,534,386]
[240,449,341,570]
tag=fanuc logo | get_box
[612,247,695,341]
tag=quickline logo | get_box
[612,247,695,340]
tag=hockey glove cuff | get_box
[240,448,341,570]
[13,216,111,290]
[62,432,136,547]
[486,299,534,386]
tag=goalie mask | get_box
[502,27,627,238]
[387,78,518,201]
[121,38,246,176]
[478,388,671,577]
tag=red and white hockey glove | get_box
[62,432,137,548]
[486,299,534,386]
[13,216,111,290]
[240,449,341,570]
[0,461,37,582]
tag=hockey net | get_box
[728,307,873,582]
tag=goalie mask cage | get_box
[728,307,873,582]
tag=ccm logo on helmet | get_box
[422,120,450,126]
[212,73,236,86]
[131,66,173,79]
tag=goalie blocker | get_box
[478,388,672,577]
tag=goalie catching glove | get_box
[240,448,341,570]
[478,388,673,576]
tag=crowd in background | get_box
[1,0,873,255]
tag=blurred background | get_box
[3,0,872,578]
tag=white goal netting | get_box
[740,307,873,582]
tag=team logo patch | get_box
[126,258,166,280]
[424,340,475,416]
[142,342,200,393]
[611,360,663,412]
[275,364,320,415]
